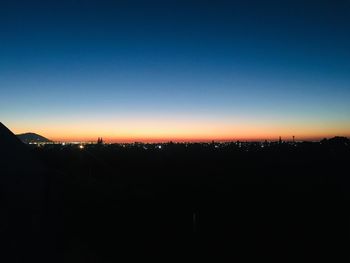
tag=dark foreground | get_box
[4,138,350,262]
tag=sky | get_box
[1,0,350,142]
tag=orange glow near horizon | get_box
[7,117,350,143]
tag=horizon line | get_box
[44,136,348,144]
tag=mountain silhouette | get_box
[0,122,49,262]
[17,132,51,144]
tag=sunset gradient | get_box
[1,1,350,142]
[7,116,350,143]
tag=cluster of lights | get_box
[28,140,302,151]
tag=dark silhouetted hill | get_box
[16,132,51,144]
[0,122,56,263]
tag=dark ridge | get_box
[0,122,55,263]
[0,123,45,173]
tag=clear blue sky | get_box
[1,0,349,141]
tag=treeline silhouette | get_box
[29,137,350,262]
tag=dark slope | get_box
[17,132,51,144]
[0,122,52,263]
[0,124,46,172]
